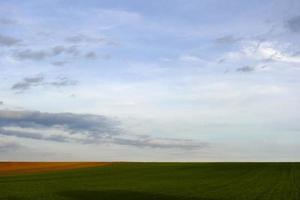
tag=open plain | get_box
[0,162,299,200]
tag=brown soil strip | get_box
[0,162,111,175]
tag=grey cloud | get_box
[0,109,208,150]
[85,52,97,59]
[286,15,300,33]
[14,49,48,61]
[11,75,77,92]
[65,34,113,45]
[52,61,68,66]
[52,46,65,56]
[12,44,110,62]
[0,34,21,47]
[215,35,241,45]
[0,128,47,141]
[0,110,121,139]
[50,77,78,87]
[65,34,119,47]
[51,45,80,57]
[218,58,226,64]
[13,45,80,61]
[0,18,16,25]
[65,35,86,43]
[0,101,3,105]
[11,74,44,91]
[65,45,80,56]
[0,128,69,143]
[113,137,208,150]
[236,66,255,72]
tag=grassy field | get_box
[0,162,299,200]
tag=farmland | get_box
[0,162,299,200]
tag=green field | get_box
[1,163,299,200]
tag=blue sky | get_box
[0,0,300,161]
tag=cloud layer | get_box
[11,75,77,92]
[0,34,21,47]
[0,110,207,150]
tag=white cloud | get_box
[225,40,300,64]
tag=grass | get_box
[0,162,299,200]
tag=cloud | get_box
[215,35,241,45]
[52,46,66,56]
[11,75,77,92]
[0,101,3,105]
[223,41,300,65]
[13,49,48,61]
[0,18,16,25]
[65,35,93,43]
[0,128,70,143]
[85,52,97,59]
[13,45,80,61]
[11,74,44,91]
[0,34,21,47]
[0,109,208,150]
[0,110,121,140]
[65,34,118,46]
[51,45,80,57]
[52,61,68,66]
[49,77,78,87]
[9,32,115,62]
[0,127,208,150]
[286,15,300,33]
[113,137,208,150]
[236,66,255,72]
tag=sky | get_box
[0,0,300,161]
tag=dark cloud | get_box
[11,74,44,91]
[11,75,77,92]
[0,34,21,47]
[215,35,241,45]
[236,66,255,72]
[0,109,208,150]
[0,101,3,105]
[286,15,300,33]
